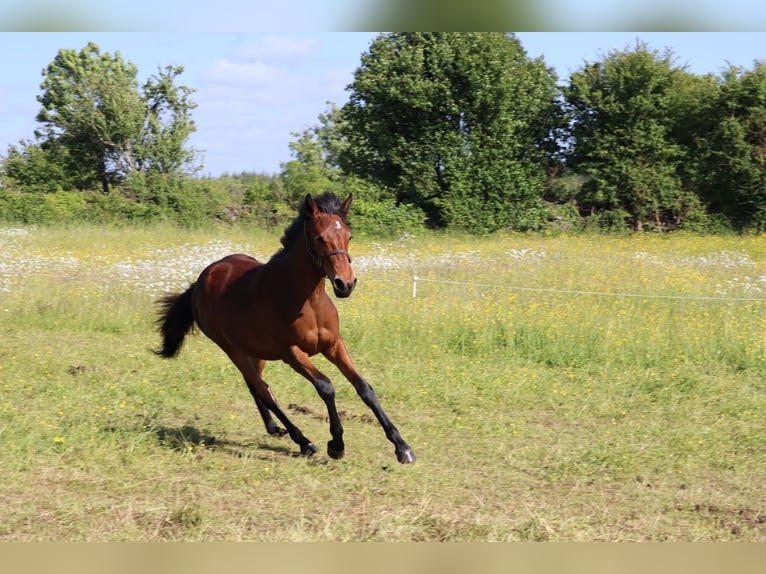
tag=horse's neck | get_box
[267,242,326,302]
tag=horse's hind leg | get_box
[240,359,286,436]
[252,394,286,436]
[234,355,317,456]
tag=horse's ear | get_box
[340,194,353,219]
[305,194,319,219]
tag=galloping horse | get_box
[154,192,415,464]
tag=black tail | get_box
[154,284,196,358]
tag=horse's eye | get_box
[315,235,326,245]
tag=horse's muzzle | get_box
[333,277,357,298]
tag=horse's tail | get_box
[154,284,196,358]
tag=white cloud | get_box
[238,35,319,61]
[197,35,322,90]
[191,34,357,174]
[200,58,280,87]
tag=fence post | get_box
[412,275,418,298]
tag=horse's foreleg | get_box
[286,349,346,460]
[324,340,415,464]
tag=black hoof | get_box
[301,442,318,456]
[397,448,416,464]
[327,440,345,460]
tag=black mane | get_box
[270,192,346,262]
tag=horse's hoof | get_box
[301,442,318,456]
[397,448,416,464]
[266,424,287,437]
[327,440,345,460]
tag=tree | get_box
[138,65,200,177]
[281,103,346,202]
[692,63,766,230]
[1,139,82,193]
[339,32,560,231]
[33,42,199,194]
[282,102,427,235]
[563,41,701,231]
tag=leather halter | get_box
[304,220,351,278]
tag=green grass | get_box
[1,224,764,540]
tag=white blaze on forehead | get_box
[334,220,342,230]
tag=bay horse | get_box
[154,192,415,464]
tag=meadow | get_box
[0,224,764,541]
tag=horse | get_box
[153,192,415,464]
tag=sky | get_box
[1,1,766,32]
[1,32,766,177]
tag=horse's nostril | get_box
[334,278,345,292]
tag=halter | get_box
[304,220,351,278]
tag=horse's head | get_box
[304,193,357,298]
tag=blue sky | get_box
[1,1,765,31]
[1,32,766,176]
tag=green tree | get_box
[288,103,347,177]
[281,104,346,203]
[283,102,426,235]
[138,65,200,177]
[692,63,766,230]
[1,139,82,193]
[33,42,199,194]
[564,41,701,231]
[339,32,560,232]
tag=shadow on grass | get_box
[122,401,340,461]
[153,424,298,459]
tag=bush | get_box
[0,175,234,227]
[350,197,426,237]
[0,190,90,224]
[118,173,231,226]
[84,190,162,224]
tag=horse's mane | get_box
[270,192,346,262]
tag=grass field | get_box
[1,224,764,541]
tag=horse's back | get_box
[199,253,262,288]
[192,253,263,335]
